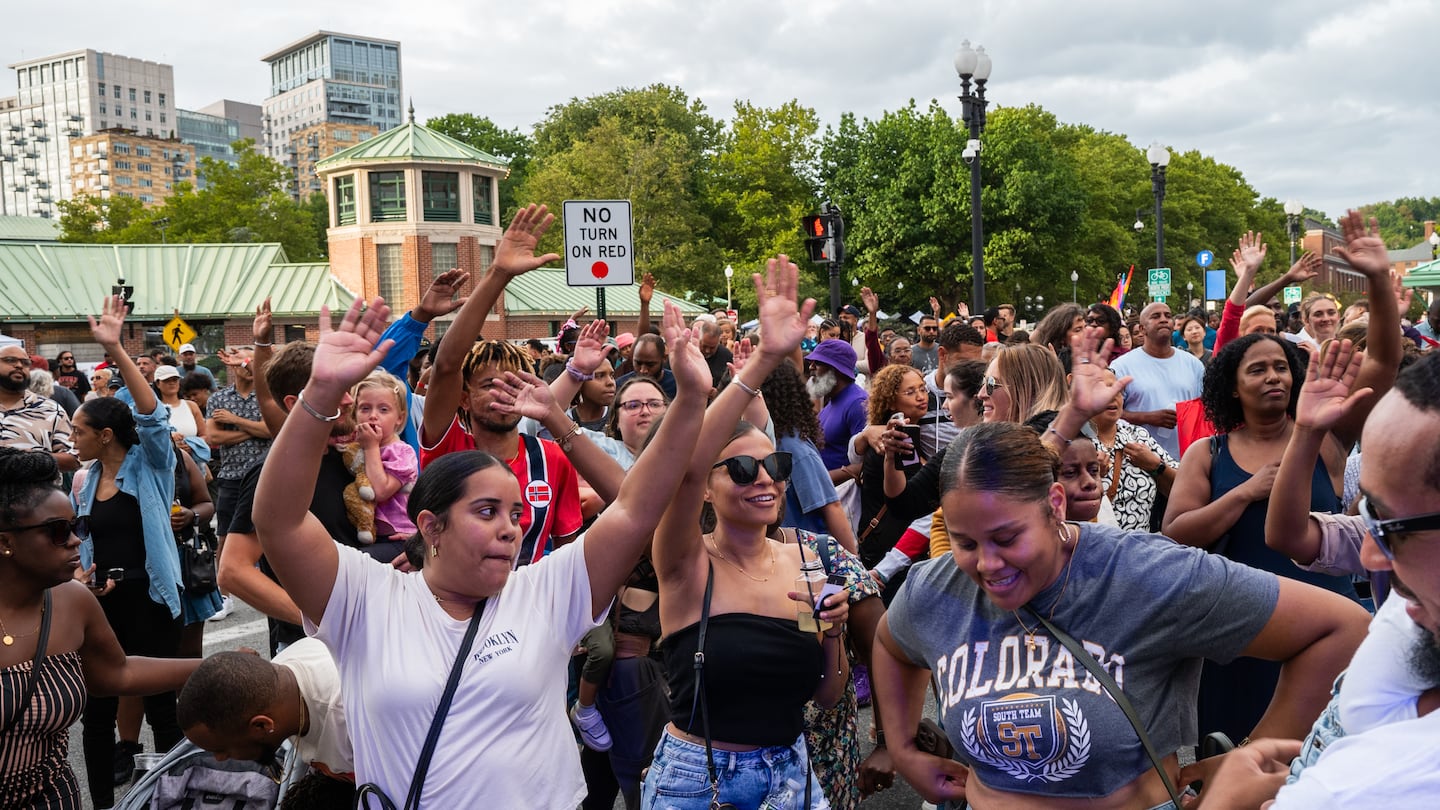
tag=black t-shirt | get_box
[231,448,380,652]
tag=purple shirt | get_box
[375,441,418,536]
[817,383,869,471]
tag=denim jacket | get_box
[77,402,182,618]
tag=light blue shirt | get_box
[77,402,182,619]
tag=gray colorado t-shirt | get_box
[887,522,1278,799]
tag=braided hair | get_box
[461,340,532,385]
[0,447,62,527]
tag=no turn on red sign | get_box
[563,200,634,287]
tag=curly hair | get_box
[1201,333,1305,433]
[867,365,925,425]
[1085,304,1122,343]
[0,447,61,527]
[761,360,821,445]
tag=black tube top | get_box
[661,613,823,747]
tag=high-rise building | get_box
[260,31,402,197]
[288,120,378,199]
[0,49,174,217]
[177,100,262,188]
[69,129,194,206]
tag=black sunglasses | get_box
[1,515,89,546]
[712,452,792,485]
[983,375,1005,397]
[1359,495,1440,561]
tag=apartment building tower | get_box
[69,129,195,206]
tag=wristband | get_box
[253,341,273,348]
[732,376,762,398]
[874,729,887,748]
[1149,460,1166,479]
[297,389,342,422]
[555,421,583,452]
[564,359,594,382]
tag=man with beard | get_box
[177,342,216,390]
[615,333,677,399]
[0,343,78,472]
[179,640,354,784]
[51,349,90,398]
[805,339,868,478]
[1195,351,1440,806]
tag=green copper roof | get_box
[503,269,707,318]
[1402,258,1440,288]
[317,122,509,172]
[0,243,350,321]
[0,215,61,242]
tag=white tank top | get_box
[167,399,198,438]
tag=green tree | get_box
[1356,197,1440,248]
[57,194,154,243]
[425,113,533,218]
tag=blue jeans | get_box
[640,729,828,809]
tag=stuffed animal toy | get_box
[338,442,377,544]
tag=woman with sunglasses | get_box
[0,447,202,810]
[68,297,192,808]
[869,419,1368,809]
[643,258,848,809]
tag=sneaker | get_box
[208,595,234,622]
[854,663,872,707]
[113,739,142,785]
[570,703,612,751]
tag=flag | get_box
[1108,265,1135,310]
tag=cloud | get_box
[2,0,1435,219]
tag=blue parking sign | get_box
[1196,250,1214,267]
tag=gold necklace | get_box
[0,600,44,647]
[1012,523,1078,651]
[706,534,776,583]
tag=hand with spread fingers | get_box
[308,298,395,399]
[1333,210,1390,280]
[751,254,816,360]
[253,297,274,345]
[417,269,470,321]
[568,319,611,376]
[492,203,561,279]
[662,300,710,397]
[87,295,128,349]
[1067,326,1131,419]
[1282,252,1321,286]
[1294,338,1372,432]
[488,370,557,421]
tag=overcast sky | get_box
[4,0,1435,226]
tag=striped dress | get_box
[0,652,86,810]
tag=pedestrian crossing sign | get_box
[163,316,197,353]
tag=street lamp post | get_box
[724,264,734,313]
[1187,281,1194,308]
[1071,270,1079,303]
[1146,143,1170,271]
[1284,199,1303,266]
[955,40,992,315]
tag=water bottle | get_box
[795,559,828,633]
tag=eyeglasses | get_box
[712,451,792,485]
[1,515,90,545]
[619,399,667,413]
[983,376,1005,397]
[0,356,32,367]
[1358,495,1440,561]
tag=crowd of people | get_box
[2,204,1440,810]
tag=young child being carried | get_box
[354,370,417,540]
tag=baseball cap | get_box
[615,332,636,350]
[804,339,858,380]
[153,365,182,382]
[178,343,196,354]
[840,305,863,318]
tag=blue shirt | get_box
[376,312,431,454]
[778,433,837,535]
[77,402,182,619]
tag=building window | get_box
[159,113,166,124]
[369,171,406,222]
[472,175,494,225]
[128,88,136,102]
[139,179,153,188]
[130,108,137,120]
[376,243,404,305]
[334,174,357,225]
[137,145,151,157]
[113,160,131,170]
[137,162,151,172]
[431,242,458,274]
[99,102,106,114]
[145,111,152,121]
[159,92,166,109]
[477,245,494,275]
[422,171,460,223]
[98,82,105,96]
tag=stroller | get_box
[114,738,304,810]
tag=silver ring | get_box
[1079,358,1092,364]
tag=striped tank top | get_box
[1,651,85,810]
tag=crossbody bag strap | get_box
[0,589,51,738]
[516,434,551,565]
[687,563,720,801]
[859,505,888,542]
[1106,448,1124,503]
[400,600,486,810]
[1025,607,1182,807]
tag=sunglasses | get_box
[1,515,90,545]
[983,375,1005,397]
[712,451,792,485]
[619,399,667,413]
[1358,495,1440,561]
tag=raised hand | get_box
[87,295,128,349]
[861,286,880,315]
[492,204,560,278]
[567,306,589,326]
[1295,339,1372,432]
[929,296,941,316]
[726,337,753,379]
[638,272,656,304]
[751,254,817,359]
[1231,230,1266,277]
[309,298,394,396]
[253,297,273,346]
[662,300,709,396]
[568,319,611,375]
[1393,271,1415,313]
[1283,252,1321,285]
[417,269,470,321]
[1067,326,1131,418]
[488,370,556,420]
[1333,210,1390,279]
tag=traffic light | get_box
[801,212,838,264]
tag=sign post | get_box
[563,200,635,324]
[1283,285,1303,306]
[1147,267,1172,301]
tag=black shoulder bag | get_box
[355,600,485,810]
[1025,607,1184,808]
[0,589,52,738]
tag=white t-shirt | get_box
[273,638,353,777]
[1271,709,1440,807]
[1109,349,1204,460]
[307,537,605,808]
[1337,595,1428,733]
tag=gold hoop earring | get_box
[1057,523,1070,546]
